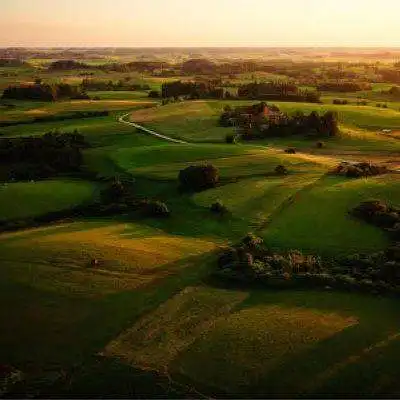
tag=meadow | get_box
[1,57,400,397]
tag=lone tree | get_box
[178,164,219,192]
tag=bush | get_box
[275,165,288,175]
[285,148,296,154]
[210,201,228,215]
[241,233,263,249]
[178,164,219,192]
[148,90,160,98]
[101,179,133,204]
[332,162,388,178]
[142,200,170,218]
[225,134,239,144]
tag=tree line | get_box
[2,83,90,101]
[0,131,89,181]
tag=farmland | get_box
[1,48,400,398]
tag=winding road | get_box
[118,112,188,144]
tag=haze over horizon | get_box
[1,0,400,48]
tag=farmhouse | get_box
[234,102,282,126]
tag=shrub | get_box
[218,247,239,269]
[101,179,133,204]
[275,165,288,175]
[332,162,388,178]
[178,164,219,192]
[0,365,24,397]
[285,148,296,154]
[148,90,160,98]
[210,201,228,215]
[142,200,170,218]
[241,233,264,249]
[225,134,239,144]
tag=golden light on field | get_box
[1,0,400,47]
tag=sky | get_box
[1,0,400,47]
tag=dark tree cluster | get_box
[332,162,388,178]
[178,164,219,192]
[2,83,90,102]
[48,60,92,70]
[317,82,371,92]
[81,79,150,91]
[237,82,321,103]
[241,110,339,139]
[0,58,29,67]
[0,110,109,128]
[161,80,224,99]
[0,130,89,181]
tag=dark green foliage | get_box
[332,99,348,105]
[2,83,89,102]
[162,80,224,99]
[241,233,264,249]
[0,110,109,128]
[225,134,239,144]
[333,162,388,178]
[81,78,150,92]
[0,131,88,181]
[210,201,228,215]
[178,164,219,192]
[48,60,92,70]
[275,165,288,175]
[141,200,170,218]
[237,81,320,103]
[148,90,160,98]
[352,200,400,230]
[318,82,370,92]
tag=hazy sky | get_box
[1,0,400,47]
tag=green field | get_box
[0,180,99,221]
[128,100,400,145]
[1,72,400,398]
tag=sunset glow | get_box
[2,0,400,47]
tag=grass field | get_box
[128,100,400,145]
[1,85,400,397]
[0,179,99,221]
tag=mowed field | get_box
[1,95,400,397]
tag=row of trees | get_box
[81,78,150,91]
[255,111,339,138]
[317,81,371,92]
[237,82,321,103]
[161,80,224,99]
[2,83,89,101]
[0,131,89,181]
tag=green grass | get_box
[1,79,400,398]
[0,99,156,124]
[106,286,400,398]
[87,91,150,100]
[262,174,400,256]
[0,179,98,221]
[128,100,400,145]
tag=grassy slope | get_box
[105,285,400,398]
[1,92,400,397]
[0,180,98,221]
[129,100,400,144]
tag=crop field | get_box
[1,57,400,398]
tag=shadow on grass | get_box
[0,250,221,397]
